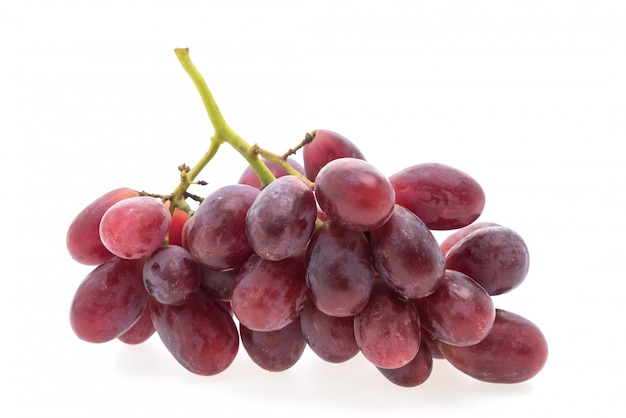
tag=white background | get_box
[2,1,624,416]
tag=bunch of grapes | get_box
[66,49,548,388]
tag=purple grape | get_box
[245,175,317,261]
[445,225,530,295]
[231,253,308,332]
[389,162,485,230]
[302,129,366,181]
[143,245,200,306]
[185,184,260,270]
[240,319,307,372]
[370,204,445,299]
[439,309,548,383]
[305,220,374,317]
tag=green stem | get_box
[174,48,275,187]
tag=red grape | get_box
[389,163,485,230]
[66,187,139,265]
[185,184,260,270]
[143,245,200,306]
[439,309,548,384]
[302,129,366,181]
[168,206,189,247]
[305,220,374,317]
[240,319,307,372]
[149,291,239,376]
[99,196,171,260]
[354,280,421,369]
[117,301,155,345]
[198,265,239,301]
[238,157,305,189]
[439,221,499,256]
[70,257,148,343]
[314,157,395,231]
[415,269,495,347]
[299,300,359,363]
[445,225,530,295]
[377,336,434,387]
[245,175,317,261]
[231,253,308,332]
[370,204,445,299]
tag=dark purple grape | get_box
[445,225,530,295]
[238,157,305,189]
[240,319,307,372]
[314,157,395,231]
[142,245,200,306]
[439,309,548,383]
[377,336,434,387]
[354,280,421,369]
[415,269,495,347]
[370,204,445,299]
[198,265,239,301]
[67,187,139,265]
[149,291,239,376]
[185,184,260,270]
[305,220,374,317]
[389,163,485,230]
[245,175,317,261]
[299,300,359,363]
[302,129,366,181]
[70,257,148,343]
[231,253,308,332]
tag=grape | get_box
[305,220,374,317]
[370,204,445,299]
[198,265,239,301]
[143,245,200,306]
[377,336,434,387]
[117,301,155,345]
[299,300,359,363]
[414,269,495,347]
[389,163,485,230]
[149,291,239,376]
[439,221,499,256]
[185,184,260,270]
[167,206,189,247]
[439,309,548,384]
[99,196,171,260]
[245,175,317,261]
[70,257,148,343]
[302,129,366,181]
[66,187,139,265]
[314,157,395,231]
[354,280,421,369]
[421,330,445,359]
[240,319,307,372]
[238,157,305,189]
[445,225,530,295]
[231,253,308,332]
